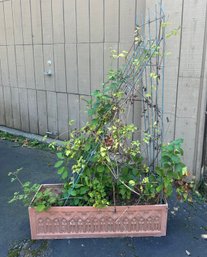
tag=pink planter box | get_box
[28,184,168,239]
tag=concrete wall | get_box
[0,0,206,179]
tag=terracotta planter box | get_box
[29,184,168,239]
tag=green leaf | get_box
[62,170,68,180]
[156,184,163,193]
[35,204,46,212]
[142,177,149,183]
[65,150,71,156]
[119,53,126,58]
[156,167,164,176]
[91,119,98,126]
[57,152,64,159]
[175,163,185,173]
[92,89,101,96]
[100,147,106,157]
[84,176,89,186]
[70,190,77,196]
[80,187,88,195]
[183,193,188,200]
[84,144,91,151]
[97,165,105,173]
[182,166,188,176]
[69,120,75,126]
[161,21,170,28]
[145,93,151,98]
[57,166,65,175]
[54,160,64,168]
[75,184,83,189]
[49,197,57,204]
[128,180,136,187]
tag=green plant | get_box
[8,168,61,212]
[8,23,195,210]
[8,67,195,212]
[0,130,60,152]
[52,68,194,208]
[8,66,195,210]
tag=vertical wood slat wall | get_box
[0,0,141,141]
[175,0,207,178]
[0,0,207,177]
[145,0,207,177]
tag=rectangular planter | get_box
[29,184,168,239]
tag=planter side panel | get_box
[29,204,168,239]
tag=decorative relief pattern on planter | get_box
[36,215,162,235]
[29,185,168,239]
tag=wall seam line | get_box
[193,2,207,179]
[173,0,185,140]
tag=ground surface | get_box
[0,139,207,257]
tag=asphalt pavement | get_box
[0,139,207,257]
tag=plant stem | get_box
[112,183,116,206]
[15,174,24,188]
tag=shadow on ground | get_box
[0,140,207,257]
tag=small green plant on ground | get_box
[0,131,60,152]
